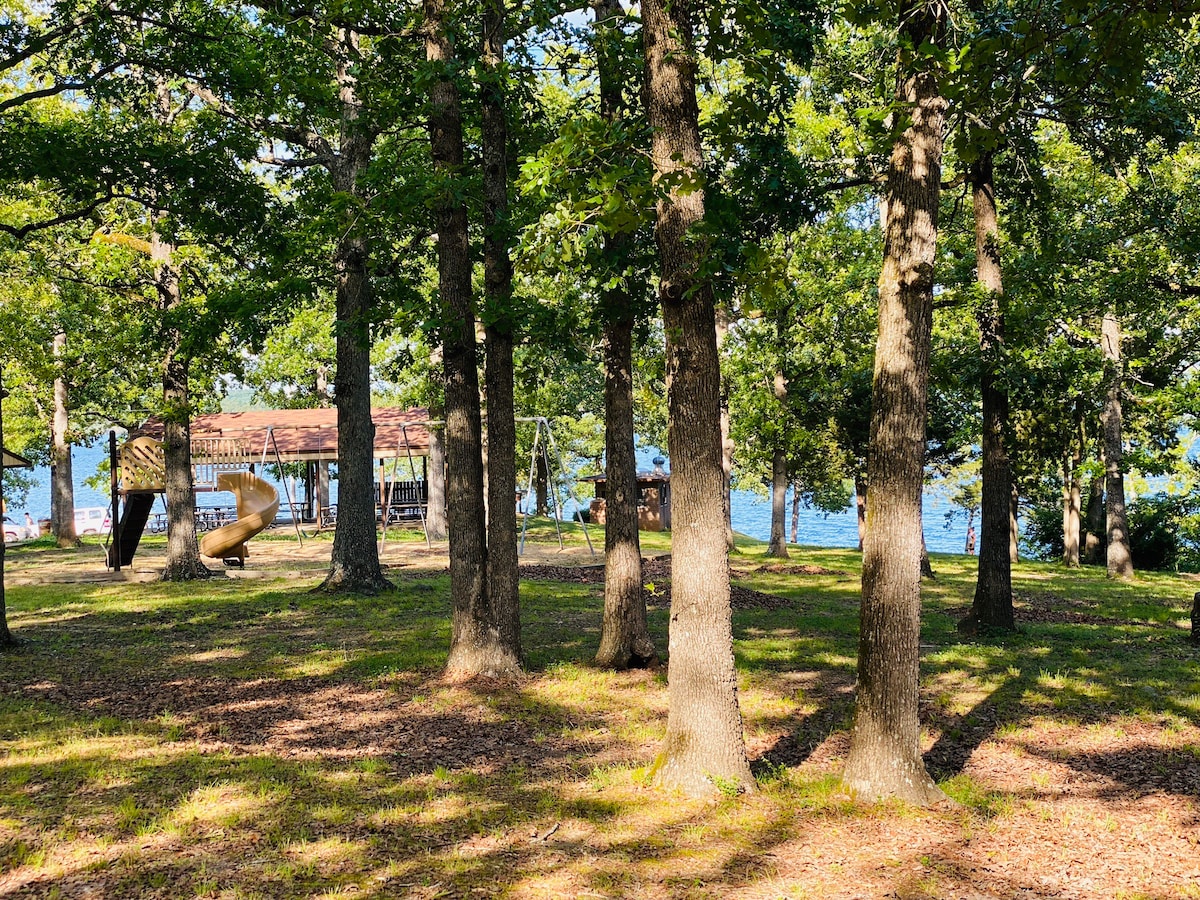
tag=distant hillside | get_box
[220,387,270,413]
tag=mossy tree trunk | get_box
[842,0,946,806]
[426,0,520,678]
[320,28,389,594]
[1101,311,1133,579]
[960,153,1014,633]
[50,330,79,548]
[481,0,522,665]
[593,0,656,672]
[643,0,752,797]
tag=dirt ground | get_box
[4,532,602,585]
[3,540,1200,899]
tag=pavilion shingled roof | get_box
[141,407,432,463]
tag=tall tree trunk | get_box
[321,29,389,594]
[716,309,736,550]
[1083,473,1105,565]
[1010,484,1020,563]
[1062,456,1082,568]
[768,447,789,558]
[596,314,657,669]
[1062,411,1084,567]
[481,0,522,665]
[0,367,15,647]
[149,80,206,582]
[425,344,449,542]
[960,153,1014,632]
[790,481,801,544]
[534,451,549,515]
[1101,312,1133,579]
[159,267,207,582]
[721,396,735,549]
[643,0,752,796]
[50,330,79,547]
[767,342,789,558]
[425,425,448,538]
[842,0,946,806]
[593,0,656,671]
[855,474,867,551]
[314,367,333,527]
[427,0,519,678]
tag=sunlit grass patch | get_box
[2,541,1199,898]
[939,775,1014,818]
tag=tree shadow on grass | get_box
[923,673,1029,780]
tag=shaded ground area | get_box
[520,558,800,610]
[1,541,1198,899]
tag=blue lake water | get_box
[15,439,974,554]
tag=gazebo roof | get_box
[142,407,432,463]
[2,447,32,469]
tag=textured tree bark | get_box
[159,268,208,583]
[593,0,656,672]
[842,0,945,805]
[596,315,657,669]
[149,80,206,583]
[534,451,549,515]
[1010,485,1020,563]
[643,0,752,796]
[855,474,867,551]
[721,393,735,550]
[960,154,1014,632]
[717,309,736,551]
[767,359,789,558]
[320,28,389,594]
[791,482,801,544]
[920,526,934,580]
[1083,474,1105,566]
[481,0,522,665]
[1062,452,1082,568]
[768,447,790,558]
[50,331,79,547]
[1101,312,1134,579]
[154,235,207,581]
[426,403,448,540]
[314,369,333,528]
[427,0,520,678]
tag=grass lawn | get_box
[1,535,1198,899]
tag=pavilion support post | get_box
[109,430,121,572]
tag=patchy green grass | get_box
[1,541,1197,899]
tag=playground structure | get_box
[103,407,595,566]
[106,407,436,568]
[106,434,284,568]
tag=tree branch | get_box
[0,193,112,239]
[184,81,335,160]
[0,63,122,112]
[0,5,108,72]
[1151,279,1200,297]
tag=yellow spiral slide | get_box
[200,472,280,562]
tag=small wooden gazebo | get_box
[581,456,672,532]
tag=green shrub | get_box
[1023,492,1200,572]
